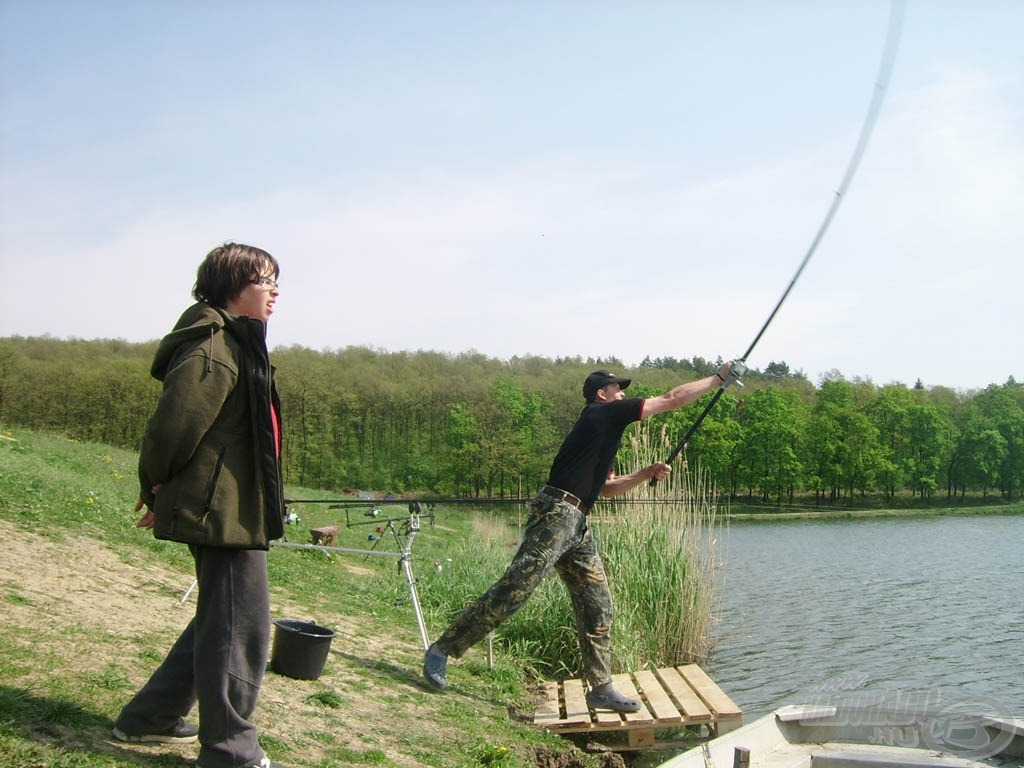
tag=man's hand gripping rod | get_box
[650,0,904,487]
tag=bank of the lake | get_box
[725,500,1023,522]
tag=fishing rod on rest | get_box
[652,0,905,486]
[284,496,529,506]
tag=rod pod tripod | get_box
[181,504,435,651]
[270,505,433,650]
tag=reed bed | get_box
[597,420,724,671]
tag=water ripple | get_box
[707,514,1023,721]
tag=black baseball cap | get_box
[583,370,632,402]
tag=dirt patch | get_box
[529,744,627,768]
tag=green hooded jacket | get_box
[140,302,285,549]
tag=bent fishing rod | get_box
[653,1,905,485]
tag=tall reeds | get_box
[597,420,724,672]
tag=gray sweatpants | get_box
[114,545,270,768]
[434,492,615,687]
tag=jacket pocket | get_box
[155,445,229,543]
[201,447,227,520]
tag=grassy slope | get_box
[0,426,617,768]
[5,427,1017,768]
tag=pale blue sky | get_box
[1,1,1021,391]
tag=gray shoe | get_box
[586,683,642,713]
[111,718,199,743]
[423,643,448,689]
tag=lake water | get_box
[705,513,1023,721]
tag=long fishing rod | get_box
[653,1,905,484]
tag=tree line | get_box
[1,336,1021,504]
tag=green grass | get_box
[0,426,632,768]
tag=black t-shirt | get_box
[546,397,644,507]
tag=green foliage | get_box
[734,387,804,502]
[2,336,1023,504]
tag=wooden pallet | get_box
[533,664,743,749]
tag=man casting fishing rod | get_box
[422,0,903,714]
[424,361,743,712]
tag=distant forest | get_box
[1,336,1021,504]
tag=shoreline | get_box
[725,503,1023,522]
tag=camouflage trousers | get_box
[434,490,614,688]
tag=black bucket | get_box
[270,619,336,680]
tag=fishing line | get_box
[653,0,906,481]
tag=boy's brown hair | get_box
[193,242,279,308]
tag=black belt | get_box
[541,485,590,512]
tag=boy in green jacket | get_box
[112,242,287,768]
